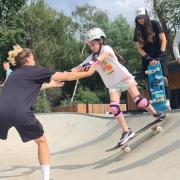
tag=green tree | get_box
[0,0,27,81]
[20,0,85,106]
[22,0,75,69]
[71,3,110,39]
[108,15,141,73]
[152,0,180,59]
[0,0,27,25]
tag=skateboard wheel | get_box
[152,125,162,134]
[152,129,158,134]
[157,125,163,132]
[124,146,131,152]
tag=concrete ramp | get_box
[0,111,180,180]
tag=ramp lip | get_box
[35,109,178,120]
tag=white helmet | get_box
[135,7,147,19]
[84,27,106,44]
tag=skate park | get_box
[0,110,180,180]
[0,0,180,180]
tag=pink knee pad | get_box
[134,95,149,108]
[109,102,123,117]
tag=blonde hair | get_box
[7,45,32,67]
[7,45,23,66]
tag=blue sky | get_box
[46,0,153,24]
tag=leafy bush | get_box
[75,86,100,104]
[35,91,51,113]
[60,98,71,106]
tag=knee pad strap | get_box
[134,95,149,108]
[109,102,122,117]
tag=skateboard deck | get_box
[106,116,168,152]
[145,63,166,112]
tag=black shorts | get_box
[0,120,44,143]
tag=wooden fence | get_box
[169,73,180,90]
[52,103,127,114]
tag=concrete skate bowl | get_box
[0,111,180,180]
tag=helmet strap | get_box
[98,38,104,54]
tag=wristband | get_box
[158,50,166,58]
[144,54,154,63]
[92,57,98,62]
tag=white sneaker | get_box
[166,100,171,111]
[118,128,135,145]
[153,112,167,121]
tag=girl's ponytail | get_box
[114,49,125,65]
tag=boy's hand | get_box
[82,61,93,71]
[50,80,64,88]
[149,59,159,66]
[86,65,96,75]
[41,80,64,90]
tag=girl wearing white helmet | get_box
[134,7,171,110]
[173,29,180,63]
[70,27,166,146]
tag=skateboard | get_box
[106,116,168,153]
[145,63,166,112]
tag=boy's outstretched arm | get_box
[41,80,64,90]
[51,67,95,81]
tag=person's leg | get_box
[160,59,171,109]
[0,123,12,140]
[109,90,129,132]
[128,85,166,120]
[16,120,50,180]
[163,76,171,110]
[109,90,135,145]
[34,135,50,180]
[128,85,156,114]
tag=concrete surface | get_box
[0,111,180,180]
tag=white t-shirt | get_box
[80,45,133,88]
[173,29,180,60]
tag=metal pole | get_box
[70,45,86,105]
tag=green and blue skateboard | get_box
[145,63,166,112]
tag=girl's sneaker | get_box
[153,112,167,121]
[118,128,135,145]
[166,100,171,111]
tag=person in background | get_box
[173,28,180,63]
[133,7,171,110]
[0,61,13,86]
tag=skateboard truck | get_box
[145,67,160,75]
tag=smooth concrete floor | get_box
[0,111,180,180]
